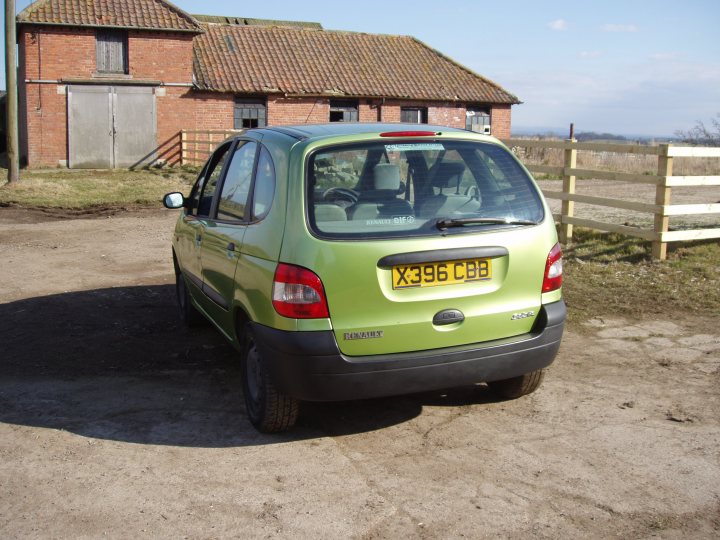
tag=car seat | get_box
[417,162,481,218]
[350,163,413,220]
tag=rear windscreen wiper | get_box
[436,217,538,230]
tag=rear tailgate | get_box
[287,226,553,356]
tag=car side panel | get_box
[199,221,247,335]
[174,213,205,297]
[230,133,296,331]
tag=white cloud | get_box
[548,19,568,31]
[506,59,720,135]
[602,24,638,33]
[579,51,603,59]
[651,53,679,61]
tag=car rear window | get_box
[307,140,545,239]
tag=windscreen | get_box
[308,140,545,238]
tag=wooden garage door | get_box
[68,85,157,168]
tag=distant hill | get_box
[575,131,627,142]
[511,126,675,144]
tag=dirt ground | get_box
[0,207,718,539]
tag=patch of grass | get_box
[0,167,199,209]
[563,228,720,324]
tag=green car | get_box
[164,123,565,433]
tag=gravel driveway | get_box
[1,208,718,538]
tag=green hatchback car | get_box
[164,123,565,432]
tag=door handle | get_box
[227,242,236,251]
[195,234,202,246]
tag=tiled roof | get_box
[17,0,203,33]
[193,24,520,104]
[192,14,322,30]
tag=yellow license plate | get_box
[392,258,492,289]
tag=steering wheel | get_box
[322,187,359,207]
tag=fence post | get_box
[652,144,673,260]
[559,138,577,245]
[180,130,187,166]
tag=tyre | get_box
[174,263,204,327]
[241,324,299,433]
[488,369,545,399]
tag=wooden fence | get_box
[180,129,718,260]
[502,139,720,259]
[181,129,243,166]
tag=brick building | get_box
[17,0,520,168]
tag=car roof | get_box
[254,122,467,141]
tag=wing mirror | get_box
[163,192,186,209]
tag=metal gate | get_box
[68,85,157,168]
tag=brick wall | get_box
[267,96,329,125]
[18,24,514,167]
[165,91,234,166]
[379,102,401,123]
[20,26,194,83]
[22,85,67,167]
[428,103,466,128]
[21,27,96,81]
[129,32,194,81]
[19,25,195,166]
[359,102,381,122]
[490,104,512,139]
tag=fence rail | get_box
[179,130,718,259]
[181,129,243,165]
[501,138,720,259]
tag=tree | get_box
[675,113,720,146]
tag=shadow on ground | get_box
[0,286,497,447]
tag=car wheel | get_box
[488,369,545,399]
[241,324,300,433]
[175,267,204,327]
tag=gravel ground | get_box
[0,208,718,539]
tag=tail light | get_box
[380,131,438,137]
[272,263,329,319]
[542,243,563,293]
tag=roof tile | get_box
[193,24,519,104]
[17,0,202,33]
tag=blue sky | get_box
[3,0,719,136]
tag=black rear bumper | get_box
[251,300,566,402]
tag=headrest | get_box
[432,162,466,189]
[373,164,401,191]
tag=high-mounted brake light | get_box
[379,131,439,137]
[542,243,563,293]
[272,263,329,319]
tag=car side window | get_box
[187,161,209,215]
[217,141,258,221]
[252,146,276,220]
[196,142,232,217]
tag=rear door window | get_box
[308,140,544,238]
[217,141,258,221]
[251,146,276,220]
[194,142,232,217]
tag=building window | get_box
[234,98,267,129]
[329,100,358,122]
[466,107,491,133]
[401,107,428,124]
[96,30,128,74]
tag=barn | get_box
[17,0,520,168]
